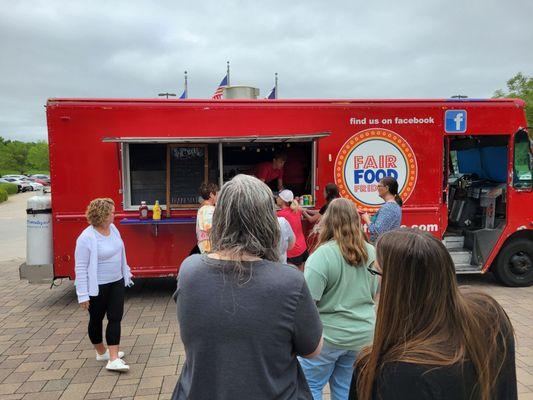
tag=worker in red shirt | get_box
[254,151,287,191]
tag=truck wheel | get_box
[493,238,533,287]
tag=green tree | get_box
[27,141,49,171]
[493,72,533,127]
[0,141,30,174]
[0,142,5,173]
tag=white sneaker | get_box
[106,358,130,372]
[96,349,125,361]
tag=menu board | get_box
[169,145,207,206]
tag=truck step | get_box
[449,248,472,265]
[454,264,483,274]
[443,235,465,250]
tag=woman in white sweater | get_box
[75,198,133,372]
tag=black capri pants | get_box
[88,278,125,346]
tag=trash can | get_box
[26,194,53,266]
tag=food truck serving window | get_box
[104,133,329,211]
[129,144,166,206]
[120,143,215,210]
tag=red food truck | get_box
[21,98,533,286]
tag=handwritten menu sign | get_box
[170,146,206,205]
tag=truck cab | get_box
[442,128,533,286]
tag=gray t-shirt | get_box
[278,216,295,264]
[172,254,323,400]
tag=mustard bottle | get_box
[153,200,161,220]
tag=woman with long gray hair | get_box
[172,174,323,400]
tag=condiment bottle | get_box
[153,200,161,220]
[139,201,148,220]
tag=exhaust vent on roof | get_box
[223,86,260,99]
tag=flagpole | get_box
[226,61,230,86]
[184,70,188,98]
[275,72,278,99]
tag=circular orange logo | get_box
[334,128,417,212]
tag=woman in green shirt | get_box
[299,198,379,400]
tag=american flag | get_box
[212,75,228,99]
[266,86,276,99]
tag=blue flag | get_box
[267,86,276,99]
[179,89,187,99]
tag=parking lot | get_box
[1,192,533,399]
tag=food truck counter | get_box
[104,134,325,215]
[120,217,196,236]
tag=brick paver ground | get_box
[1,256,532,399]
[0,257,181,400]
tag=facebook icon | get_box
[445,110,467,133]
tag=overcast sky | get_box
[1,0,531,142]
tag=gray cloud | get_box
[0,0,531,141]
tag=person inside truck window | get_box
[74,198,134,372]
[172,174,323,400]
[196,182,219,254]
[350,228,517,400]
[300,198,378,400]
[361,177,402,242]
[254,150,287,191]
[276,189,309,270]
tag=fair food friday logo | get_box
[335,128,418,212]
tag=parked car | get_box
[29,174,49,179]
[22,180,44,191]
[28,174,51,185]
[1,178,31,192]
[25,177,49,187]
[0,178,19,186]
[2,174,29,180]
[0,178,22,192]
[37,178,50,186]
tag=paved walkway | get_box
[1,193,533,399]
[0,261,532,399]
[0,259,182,400]
[457,275,533,399]
[0,191,34,262]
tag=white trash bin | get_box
[26,193,53,265]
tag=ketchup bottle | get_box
[139,201,148,220]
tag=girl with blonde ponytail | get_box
[299,198,379,400]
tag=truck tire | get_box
[493,238,533,287]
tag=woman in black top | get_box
[302,183,340,224]
[350,228,517,400]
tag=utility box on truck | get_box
[24,98,533,286]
